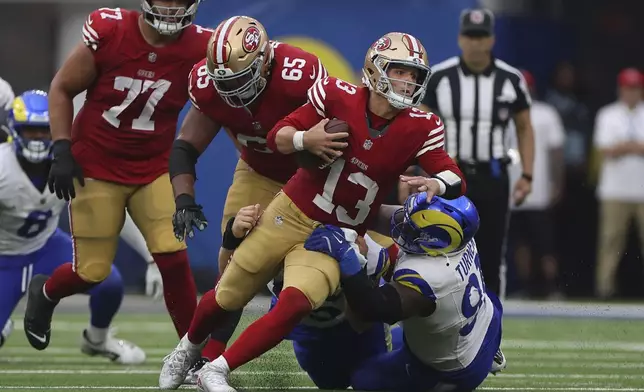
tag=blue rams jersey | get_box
[0,144,64,255]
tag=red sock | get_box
[187,289,229,344]
[202,339,227,360]
[154,250,197,337]
[44,262,96,301]
[222,287,311,370]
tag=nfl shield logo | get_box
[252,122,262,132]
[148,52,157,63]
[363,139,373,150]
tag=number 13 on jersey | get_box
[313,158,379,226]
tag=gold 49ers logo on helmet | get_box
[243,26,262,53]
[372,36,392,51]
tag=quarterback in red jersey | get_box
[163,32,465,391]
[161,16,330,386]
[23,0,212,351]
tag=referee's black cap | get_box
[459,8,495,37]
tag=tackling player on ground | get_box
[161,32,466,391]
[163,15,329,378]
[204,203,395,389]
[23,0,214,352]
[0,91,145,364]
[306,193,506,391]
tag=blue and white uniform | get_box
[352,239,503,392]
[0,90,144,365]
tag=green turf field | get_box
[1,312,643,391]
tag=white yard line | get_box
[1,387,644,391]
[2,370,644,379]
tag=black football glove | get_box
[47,139,85,201]
[173,194,208,242]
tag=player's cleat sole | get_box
[184,357,210,385]
[23,274,57,351]
[490,348,507,375]
[80,329,146,365]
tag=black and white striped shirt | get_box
[423,56,531,162]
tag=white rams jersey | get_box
[389,239,494,371]
[0,144,65,255]
[269,232,390,329]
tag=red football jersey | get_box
[73,8,212,184]
[267,76,465,234]
[188,41,328,184]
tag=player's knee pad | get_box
[214,285,248,311]
[283,266,338,310]
[75,259,113,283]
[213,265,254,311]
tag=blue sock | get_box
[87,266,124,329]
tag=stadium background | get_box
[0,0,642,298]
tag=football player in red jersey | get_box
[23,1,214,352]
[161,16,331,386]
[162,32,466,391]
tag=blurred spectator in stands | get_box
[545,61,592,175]
[507,70,565,299]
[594,68,644,299]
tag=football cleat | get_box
[0,319,14,348]
[81,329,146,365]
[23,274,57,350]
[196,356,236,392]
[490,348,507,375]
[184,357,210,385]
[159,334,205,389]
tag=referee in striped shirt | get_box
[423,8,535,299]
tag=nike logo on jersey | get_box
[310,69,316,80]
[27,330,47,344]
[87,17,93,25]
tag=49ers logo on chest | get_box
[243,26,261,53]
[372,37,391,51]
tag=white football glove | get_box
[145,262,163,300]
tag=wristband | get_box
[222,217,244,250]
[292,131,305,151]
[521,173,533,182]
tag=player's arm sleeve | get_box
[341,265,436,324]
[266,77,331,152]
[415,116,466,198]
[511,72,532,114]
[81,9,119,58]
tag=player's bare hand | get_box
[399,176,443,200]
[513,177,532,206]
[172,194,208,242]
[47,139,85,201]
[232,204,261,238]
[303,119,348,163]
